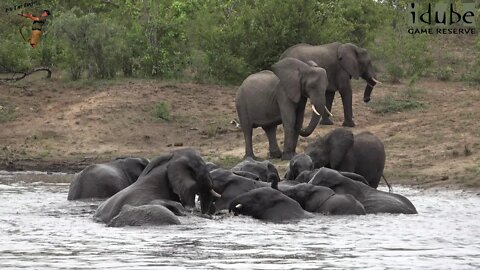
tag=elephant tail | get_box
[382,175,393,193]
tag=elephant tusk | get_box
[235,204,242,209]
[372,77,383,85]
[210,189,221,198]
[322,105,333,117]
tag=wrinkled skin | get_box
[232,157,280,183]
[284,154,314,180]
[94,149,220,224]
[280,42,379,127]
[210,168,269,212]
[236,58,328,160]
[229,187,312,222]
[107,204,181,227]
[309,168,417,214]
[67,157,149,200]
[279,183,365,215]
[306,128,386,189]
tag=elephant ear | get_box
[338,43,360,79]
[166,156,197,208]
[139,153,173,177]
[326,128,354,169]
[271,58,305,103]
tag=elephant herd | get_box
[68,130,417,226]
[236,41,381,160]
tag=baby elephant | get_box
[231,157,280,183]
[284,154,314,180]
[68,157,149,200]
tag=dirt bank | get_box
[0,76,479,190]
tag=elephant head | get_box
[285,153,314,180]
[115,157,150,184]
[271,57,328,137]
[305,128,355,171]
[338,43,380,103]
[166,149,221,214]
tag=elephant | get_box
[284,153,314,180]
[278,183,366,215]
[94,149,221,224]
[210,168,269,212]
[67,157,149,200]
[236,57,329,160]
[228,186,313,222]
[309,167,417,214]
[231,157,280,183]
[107,204,181,227]
[280,42,381,127]
[305,128,391,190]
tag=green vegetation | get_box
[0,0,478,84]
[369,87,425,114]
[152,101,171,121]
[214,155,244,169]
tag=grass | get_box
[0,99,16,123]
[369,86,425,114]
[152,101,171,121]
[213,155,244,169]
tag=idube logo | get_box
[408,2,477,35]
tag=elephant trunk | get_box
[299,106,321,137]
[362,71,381,103]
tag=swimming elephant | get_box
[210,168,269,212]
[236,57,328,160]
[306,128,391,190]
[284,153,314,180]
[231,157,280,183]
[278,183,366,215]
[309,167,417,214]
[107,203,182,227]
[94,149,221,224]
[228,186,313,222]
[67,157,149,200]
[280,42,381,127]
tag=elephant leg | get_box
[339,86,355,127]
[242,125,256,159]
[320,90,335,125]
[280,105,297,160]
[263,126,282,159]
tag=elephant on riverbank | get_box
[67,157,149,200]
[236,57,328,160]
[280,42,381,127]
[94,149,221,224]
[309,167,417,214]
[306,128,390,190]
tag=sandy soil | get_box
[0,75,479,190]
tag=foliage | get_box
[434,66,454,81]
[152,101,171,121]
[369,87,425,114]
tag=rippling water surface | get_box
[0,171,479,269]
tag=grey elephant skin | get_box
[232,157,281,183]
[67,157,149,200]
[306,128,385,189]
[280,42,379,127]
[236,57,328,160]
[107,204,181,227]
[229,187,312,223]
[94,149,220,224]
[309,168,417,214]
[284,153,314,180]
[278,183,366,215]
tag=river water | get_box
[0,171,479,270]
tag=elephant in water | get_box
[67,157,149,200]
[236,57,328,160]
[278,183,366,215]
[231,157,280,183]
[284,153,314,180]
[229,186,313,223]
[306,128,391,190]
[280,42,381,127]
[309,167,417,214]
[94,149,221,224]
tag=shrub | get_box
[435,66,454,81]
[152,101,171,121]
[369,87,425,114]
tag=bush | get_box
[369,87,425,114]
[152,101,171,121]
[435,66,454,81]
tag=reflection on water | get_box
[0,171,479,269]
